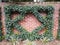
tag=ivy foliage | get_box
[0,8,3,41]
[0,21,3,41]
[4,5,54,41]
[57,9,60,40]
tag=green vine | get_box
[0,7,3,41]
[57,9,60,40]
[4,5,54,41]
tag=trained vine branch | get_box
[4,5,54,41]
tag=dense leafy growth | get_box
[4,5,54,41]
[57,9,60,40]
[0,8,3,41]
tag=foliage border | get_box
[0,7,3,41]
[4,5,54,41]
[57,9,60,40]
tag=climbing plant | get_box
[57,9,60,40]
[4,5,54,41]
[0,7,3,41]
